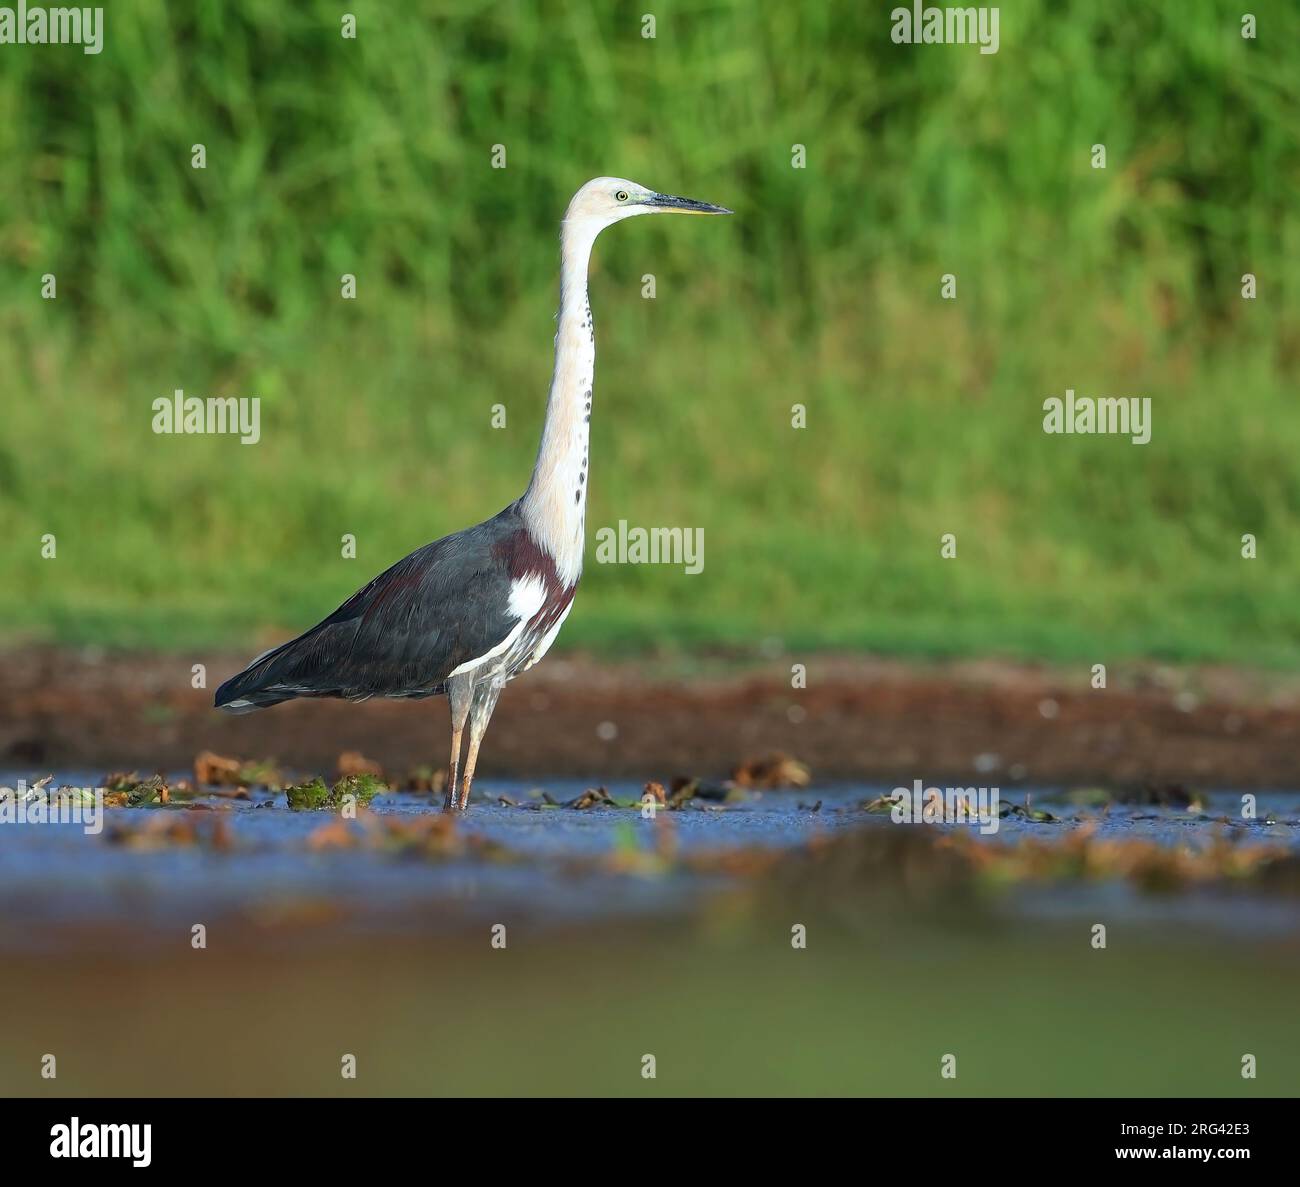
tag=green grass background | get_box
[1,0,1298,663]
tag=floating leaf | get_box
[732,752,811,790]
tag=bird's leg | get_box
[458,677,504,811]
[444,725,463,812]
[443,673,473,811]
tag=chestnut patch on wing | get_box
[493,529,577,629]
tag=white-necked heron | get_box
[216,177,731,809]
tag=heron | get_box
[215,177,731,810]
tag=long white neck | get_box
[520,217,598,587]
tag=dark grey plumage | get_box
[215,503,538,712]
[213,177,729,810]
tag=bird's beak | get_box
[645,192,732,215]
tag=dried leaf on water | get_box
[193,751,242,786]
[731,752,811,790]
[100,773,170,808]
[860,793,901,814]
[193,750,283,789]
[566,786,616,810]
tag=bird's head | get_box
[564,176,731,233]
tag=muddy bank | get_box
[2,645,1299,788]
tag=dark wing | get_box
[214,509,521,712]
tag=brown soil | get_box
[2,645,1299,788]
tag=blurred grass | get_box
[1,0,1298,663]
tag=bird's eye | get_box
[615,190,629,202]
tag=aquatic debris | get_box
[667,776,737,807]
[11,777,106,811]
[337,750,384,780]
[193,750,283,789]
[52,785,99,809]
[565,786,616,810]
[999,800,1060,823]
[334,773,386,807]
[193,751,241,785]
[498,789,561,810]
[487,787,613,811]
[285,777,330,811]
[859,793,897,813]
[304,812,515,862]
[940,826,1291,892]
[1134,783,1202,810]
[732,752,811,790]
[857,790,1059,823]
[3,775,48,806]
[105,812,232,852]
[667,778,697,808]
[101,774,171,808]
[286,772,387,811]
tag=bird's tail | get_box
[213,642,303,713]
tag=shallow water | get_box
[1,774,1297,950]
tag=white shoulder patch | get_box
[446,572,549,680]
[507,572,548,620]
